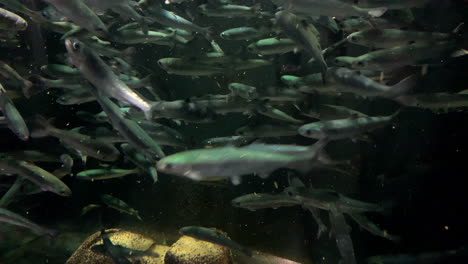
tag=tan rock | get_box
[66,228,169,264]
[165,235,233,264]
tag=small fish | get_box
[247,38,298,55]
[301,104,368,121]
[0,208,56,236]
[198,4,262,18]
[298,110,400,141]
[350,0,429,10]
[220,27,268,41]
[0,60,32,98]
[76,168,139,181]
[0,8,28,31]
[81,204,102,216]
[329,207,356,264]
[99,229,132,264]
[0,159,72,196]
[348,213,401,242]
[179,226,252,256]
[43,0,108,37]
[282,0,387,18]
[232,193,299,211]
[201,136,257,148]
[367,245,468,264]
[0,84,29,140]
[120,143,158,183]
[101,194,142,221]
[228,83,259,101]
[275,11,327,83]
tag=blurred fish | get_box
[120,143,159,183]
[349,0,429,10]
[220,27,270,41]
[298,110,400,141]
[367,245,468,264]
[179,226,252,257]
[0,208,56,237]
[0,159,71,196]
[201,136,257,148]
[197,4,262,18]
[228,83,259,101]
[0,83,29,140]
[76,168,139,181]
[247,38,297,55]
[280,0,387,18]
[232,193,299,211]
[0,61,33,98]
[101,194,142,221]
[81,204,101,216]
[0,8,27,31]
[31,115,120,162]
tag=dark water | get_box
[1,0,468,264]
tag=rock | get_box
[66,228,169,264]
[165,235,233,264]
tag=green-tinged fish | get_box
[0,177,24,207]
[0,60,32,98]
[367,245,468,264]
[350,0,429,10]
[402,93,468,111]
[98,229,132,264]
[347,28,454,49]
[339,17,406,34]
[232,193,299,211]
[256,104,303,124]
[298,110,400,141]
[0,208,56,236]
[201,136,257,148]
[158,58,223,76]
[220,27,269,41]
[56,88,96,105]
[281,0,387,18]
[301,104,368,121]
[328,67,417,104]
[2,150,63,163]
[43,0,108,36]
[329,207,356,264]
[140,5,211,40]
[157,138,328,185]
[236,123,299,137]
[348,213,400,242]
[284,186,383,213]
[179,226,252,256]
[101,194,142,221]
[40,64,80,79]
[76,168,139,181]
[0,84,29,140]
[228,83,259,100]
[198,4,262,18]
[31,115,120,162]
[120,143,158,183]
[86,86,165,160]
[0,0,44,22]
[65,38,155,119]
[275,11,327,82]
[0,159,71,196]
[247,38,298,55]
[81,204,102,216]
[349,41,464,71]
[0,8,27,31]
[111,29,178,45]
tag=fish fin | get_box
[30,115,53,138]
[230,175,242,185]
[391,74,418,96]
[148,167,158,183]
[367,7,387,18]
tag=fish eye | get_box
[305,129,312,136]
[72,42,81,51]
[356,61,365,67]
[164,163,174,169]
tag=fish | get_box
[0,8,28,31]
[284,186,383,213]
[0,159,72,196]
[247,38,298,55]
[0,61,33,98]
[101,194,142,221]
[348,213,400,242]
[0,83,29,140]
[65,38,156,120]
[76,168,139,181]
[98,229,132,264]
[231,192,300,211]
[367,245,468,264]
[0,208,56,237]
[31,115,120,162]
[298,110,400,141]
[179,226,252,256]
[43,0,108,37]
[228,83,259,101]
[350,0,430,10]
[220,27,269,41]
[120,143,159,183]
[301,104,369,121]
[201,136,257,148]
[329,207,356,264]
[81,204,101,216]
[92,230,158,258]
[157,138,328,185]
[275,11,327,83]
[281,0,387,18]
[197,4,262,18]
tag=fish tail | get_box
[366,7,387,18]
[31,115,53,138]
